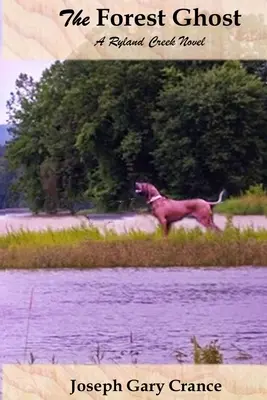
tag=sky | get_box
[0,60,52,124]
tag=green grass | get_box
[1,217,267,268]
[1,217,267,249]
[215,195,267,215]
[214,184,267,215]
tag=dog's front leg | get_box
[159,218,171,237]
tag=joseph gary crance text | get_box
[69,378,223,396]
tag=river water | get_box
[0,266,267,365]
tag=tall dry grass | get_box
[1,217,267,268]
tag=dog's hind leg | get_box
[196,214,221,232]
[210,214,221,232]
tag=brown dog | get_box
[135,182,225,236]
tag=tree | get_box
[6,62,90,212]
[75,61,166,210]
[152,61,267,197]
[5,60,267,212]
[6,73,47,211]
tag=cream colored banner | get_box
[2,0,267,60]
[3,364,267,399]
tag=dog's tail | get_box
[208,189,227,207]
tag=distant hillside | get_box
[0,124,11,145]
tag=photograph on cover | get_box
[1,0,267,397]
[0,58,267,371]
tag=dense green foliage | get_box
[0,145,22,208]
[5,60,267,212]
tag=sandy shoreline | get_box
[1,213,267,235]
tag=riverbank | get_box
[1,215,267,268]
[2,212,267,235]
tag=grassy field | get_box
[210,184,267,216]
[216,196,267,216]
[1,217,267,268]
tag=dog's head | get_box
[135,182,145,195]
[135,182,160,200]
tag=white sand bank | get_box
[1,213,267,235]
